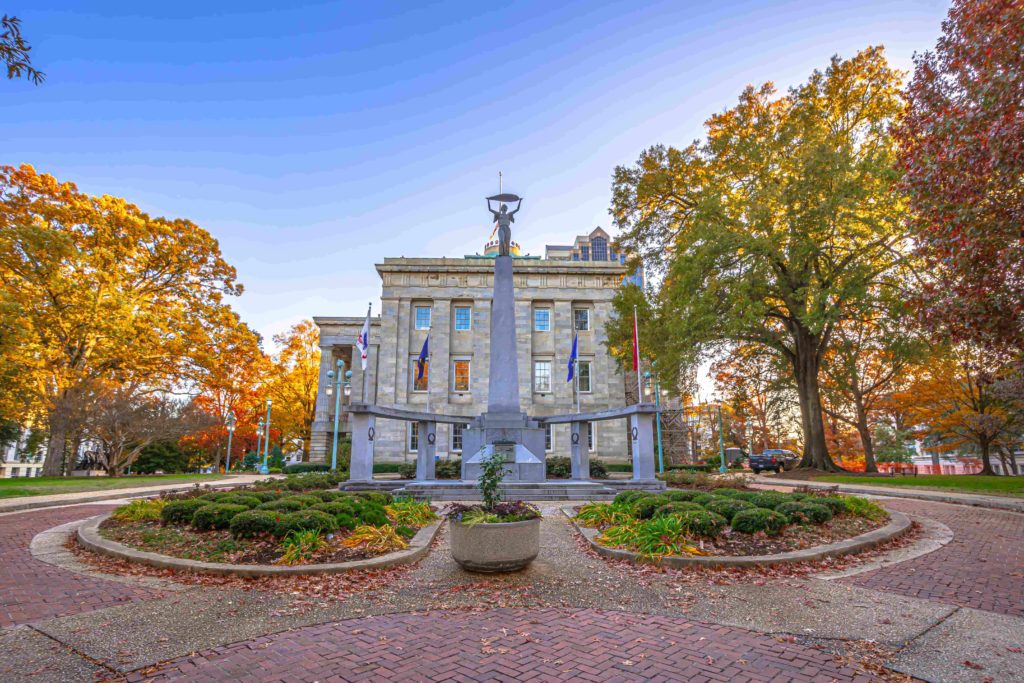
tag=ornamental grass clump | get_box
[278,530,327,565]
[342,525,408,553]
[629,517,707,559]
[112,499,166,522]
[385,499,436,527]
[575,502,634,529]
[730,508,788,535]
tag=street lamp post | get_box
[644,370,665,474]
[260,399,273,475]
[224,412,236,473]
[326,358,347,471]
[255,418,264,472]
[718,403,727,474]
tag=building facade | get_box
[312,250,632,465]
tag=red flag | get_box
[632,306,640,371]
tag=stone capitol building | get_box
[311,227,643,466]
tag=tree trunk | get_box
[42,419,67,477]
[978,438,996,475]
[853,396,878,473]
[791,329,840,471]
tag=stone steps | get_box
[338,479,665,501]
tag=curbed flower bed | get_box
[575,487,889,559]
[100,478,435,566]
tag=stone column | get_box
[630,413,657,481]
[415,420,437,480]
[487,255,521,414]
[570,421,590,480]
[314,345,335,423]
[349,412,376,482]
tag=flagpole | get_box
[575,358,580,414]
[362,302,372,403]
[634,305,643,404]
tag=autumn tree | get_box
[0,165,243,475]
[1,15,43,84]
[713,345,794,454]
[267,320,321,459]
[610,48,908,470]
[898,0,1024,353]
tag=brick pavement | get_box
[123,608,879,683]
[0,505,164,628]
[843,499,1024,617]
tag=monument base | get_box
[461,412,546,482]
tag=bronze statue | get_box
[486,193,522,257]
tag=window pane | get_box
[581,246,590,261]
[573,309,590,331]
[578,361,592,393]
[451,423,464,451]
[454,307,471,331]
[587,422,595,452]
[534,308,550,332]
[545,424,553,451]
[412,359,429,391]
[534,360,551,392]
[453,360,470,392]
[591,236,607,261]
[409,423,419,451]
[415,306,431,330]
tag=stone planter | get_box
[449,517,540,572]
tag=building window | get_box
[572,252,579,261]
[545,424,554,452]
[581,246,590,261]
[414,306,431,330]
[411,357,428,392]
[451,423,464,452]
[452,360,470,392]
[591,236,608,261]
[573,308,590,331]
[577,360,592,393]
[10,467,18,478]
[534,360,552,393]
[587,422,596,452]
[408,423,419,452]
[454,306,471,331]
[534,308,551,332]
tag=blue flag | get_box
[416,334,429,381]
[567,332,578,382]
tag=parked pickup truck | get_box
[748,449,800,474]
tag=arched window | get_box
[591,236,608,261]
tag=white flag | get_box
[356,304,371,370]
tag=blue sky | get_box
[5,0,949,350]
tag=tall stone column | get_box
[487,255,521,415]
[630,413,657,481]
[416,420,437,480]
[349,412,376,482]
[570,421,590,480]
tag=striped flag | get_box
[356,303,371,370]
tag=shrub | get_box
[397,463,417,479]
[395,525,416,539]
[702,497,756,522]
[589,459,609,479]
[336,513,357,530]
[807,495,846,516]
[199,492,229,502]
[675,509,728,538]
[161,498,209,525]
[229,510,281,538]
[613,490,647,506]
[217,494,262,508]
[710,488,743,497]
[283,463,330,474]
[728,491,762,503]
[776,501,833,524]
[279,529,326,564]
[248,491,280,503]
[356,491,393,506]
[284,494,322,508]
[659,470,711,488]
[276,510,339,537]
[841,496,887,521]
[664,489,704,503]
[749,492,790,510]
[191,503,248,531]
[691,493,716,506]
[314,489,349,503]
[341,525,409,553]
[112,499,166,522]
[653,502,705,518]
[634,494,671,519]
[731,508,788,535]
[258,498,305,513]
[435,458,462,479]
[546,456,572,479]
[355,501,389,527]
[268,467,284,474]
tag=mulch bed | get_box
[99,519,393,565]
[698,515,886,556]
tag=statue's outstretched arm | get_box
[509,200,523,216]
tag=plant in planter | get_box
[445,448,541,572]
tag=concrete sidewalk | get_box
[756,475,1024,512]
[0,474,272,514]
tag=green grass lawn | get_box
[814,474,1024,498]
[0,474,229,499]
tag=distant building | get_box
[545,227,643,287]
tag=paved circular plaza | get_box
[1,494,1021,683]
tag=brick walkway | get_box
[123,608,878,683]
[843,499,1024,617]
[0,505,164,628]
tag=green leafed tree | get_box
[609,47,908,471]
[1,15,44,84]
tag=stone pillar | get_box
[487,255,521,414]
[630,412,657,481]
[349,412,376,482]
[570,421,590,480]
[416,420,437,480]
